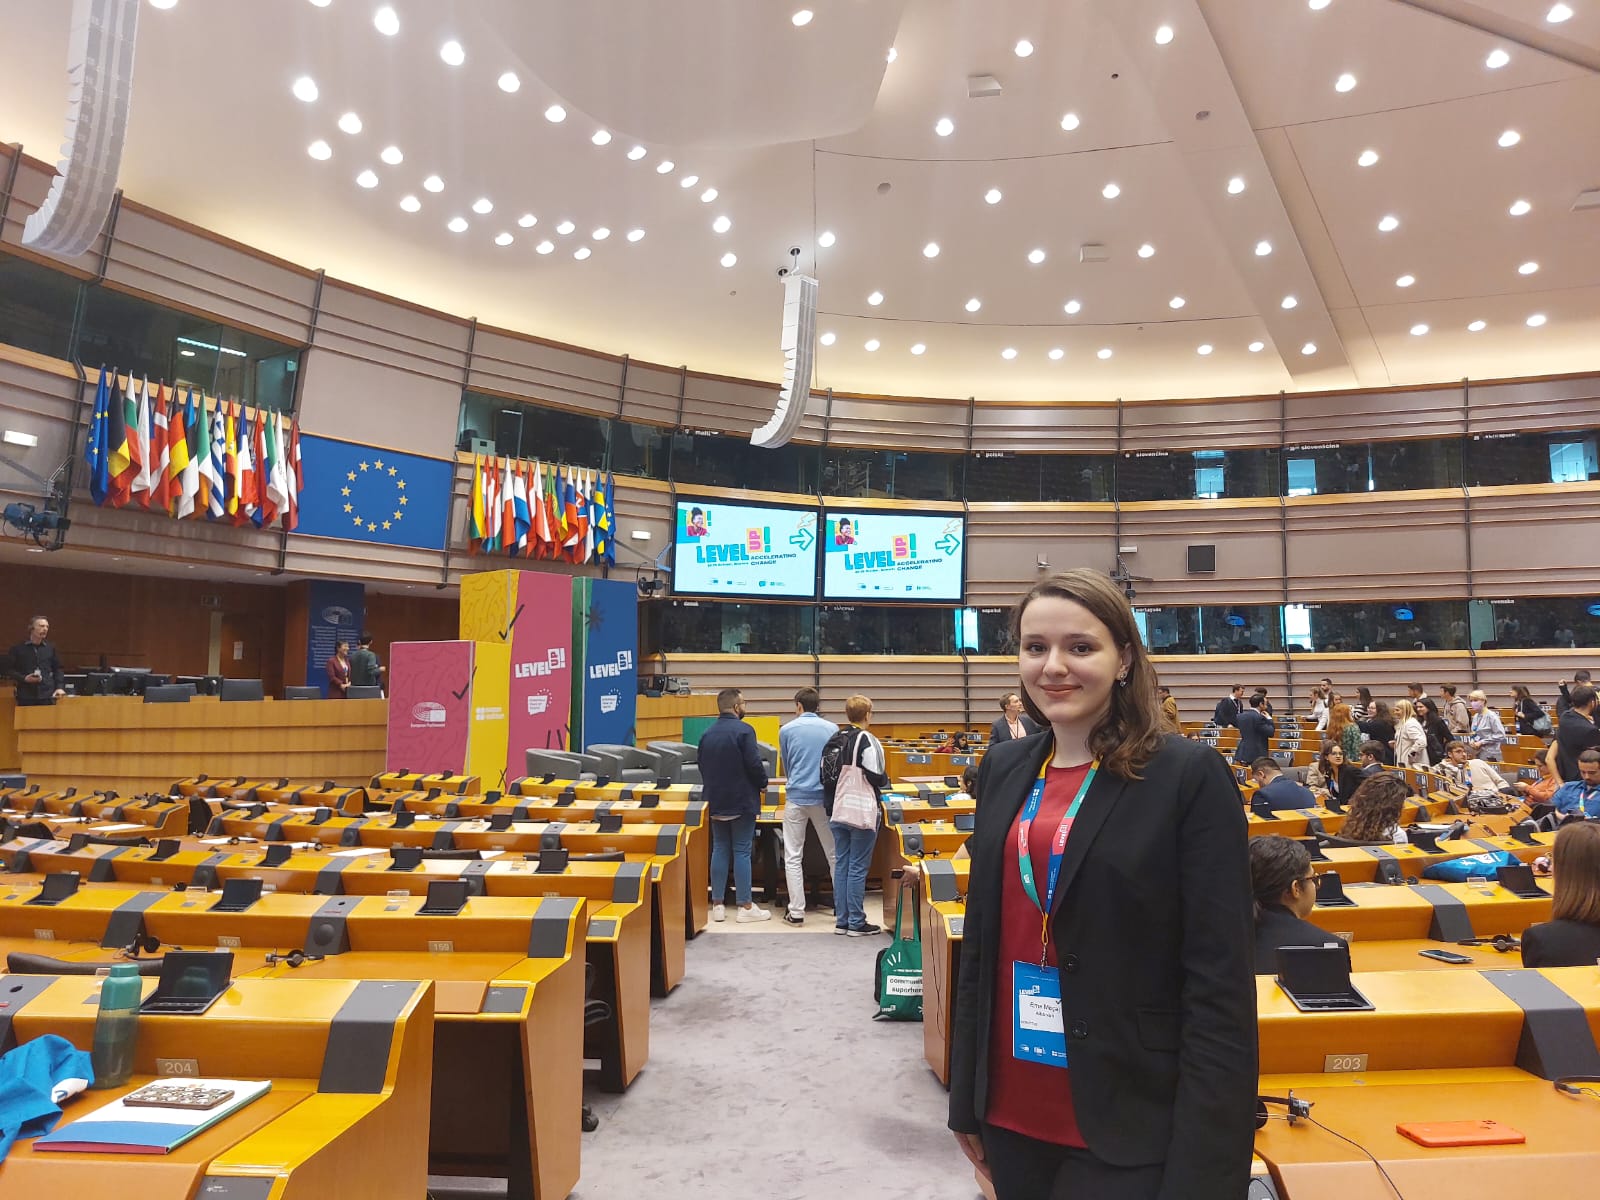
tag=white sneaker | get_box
[711,904,726,922]
[735,905,772,923]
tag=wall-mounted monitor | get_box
[671,497,819,600]
[820,509,966,604]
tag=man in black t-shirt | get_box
[348,632,384,691]
[1552,684,1600,783]
[6,616,65,706]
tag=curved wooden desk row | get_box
[2,787,188,837]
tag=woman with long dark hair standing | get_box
[948,570,1257,1199]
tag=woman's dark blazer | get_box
[947,731,1258,1200]
[1521,918,1600,968]
[988,714,1040,745]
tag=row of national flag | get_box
[82,367,303,529]
[468,455,615,565]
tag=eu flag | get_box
[293,434,452,550]
[86,366,111,504]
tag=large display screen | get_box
[672,498,818,600]
[821,510,966,603]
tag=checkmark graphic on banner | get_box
[453,666,477,701]
[500,603,525,641]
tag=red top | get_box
[985,762,1089,1147]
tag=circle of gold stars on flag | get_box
[341,457,408,533]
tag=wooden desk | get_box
[0,688,18,772]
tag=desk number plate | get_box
[1324,1053,1368,1073]
[157,1058,200,1077]
[427,939,454,953]
[217,935,242,949]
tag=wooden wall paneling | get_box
[964,505,1119,606]
[1467,375,1600,436]
[1284,493,1472,600]
[1117,501,1284,604]
[466,328,622,417]
[0,353,78,510]
[678,372,781,436]
[0,149,104,275]
[1286,654,1476,714]
[621,361,683,429]
[1474,650,1600,700]
[1466,486,1600,598]
[659,655,813,721]
[817,656,963,724]
[1139,656,1293,733]
[969,403,1119,453]
[363,589,459,668]
[824,395,970,452]
[968,658,1022,728]
[1283,383,1467,445]
[611,477,675,562]
[1121,397,1280,450]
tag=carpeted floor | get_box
[573,911,981,1200]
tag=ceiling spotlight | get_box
[307,139,332,161]
[1102,182,1121,199]
[472,197,493,214]
[536,240,554,254]
[1498,129,1521,147]
[626,228,645,242]
[1255,240,1272,256]
[592,130,612,146]
[680,175,699,188]
[1137,243,1155,258]
[1410,323,1429,335]
[1334,72,1357,93]
[440,40,465,66]
[1527,312,1547,326]
[818,231,836,248]
[1155,25,1175,45]
[1169,296,1186,309]
[1378,214,1399,232]
[1301,342,1317,355]
[1309,0,1331,9]
[985,188,1003,204]
[1227,177,1246,195]
[1509,199,1531,216]
[1014,39,1034,57]
[627,145,647,160]
[935,117,955,137]
[592,227,611,240]
[701,188,718,202]
[1281,295,1298,309]
[1001,347,1018,360]
[713,216,732,233]
[1547,4,1573,23]
[1486,48,1510,69]
[1357,148,1379,167]
[1064,300,1082,315]
[1048,348,1064,360]
[867,290,884,305]
[518,213,537,228]
[1197,344,1213,356]
[1028,248,1046,264]
[556,220,575,235]
[965,298,982,313]
[820,331,836,346]
[792,9,814,26]
[179,348,195,357]
[1467,320,1486,332]
[545,105,567,123]
[381,145,403,165]
[423,174,444,192]
[1097,347,1113,360]
[497,72,521,93]
[911,343,927,355]
[575,247,592,260]
[1396,274,1415,287]
[448,217,469,233]
[887,47,897,63]
[292,76,318,103]
[1248,340,1265,352]
[1061,112,1081,131]
[399,195,420,213]
[657,160,675,174]
[865,338,880,351]
[1518,260,1539,274]
[923,242,940,258]
[356,169,379,189]
[338,111,362,134]
[720,252,737,267]
[495,232,514,247]
[373,6,399,35]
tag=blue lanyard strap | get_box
[1016,755,1099,963]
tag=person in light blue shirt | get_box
[778,687,838,925]
[1553,750,1600,820]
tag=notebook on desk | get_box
[35,1079,271,1154]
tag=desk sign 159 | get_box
[1324,1053,1368,1073]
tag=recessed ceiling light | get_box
[575,247,592,260]
[497,72,520,93]
[423,174,444,192]
[701,187,718,203]
[1255,240,1272,256]
[1048,348,1064,360]
[1378,214,1399,232]
[1518,260,1539,274]
[1527,312,1547,326]
[1137,243,1155,258]
[399,195,421,213]
[338,111,362,134]
[1509,199,1531,216]
[307,139,332,161]
[721,252,737,267]
[148,0,177,7]
[592,130,612,146]
[1064,300,1082,315]
[626,228,645,242]
[1028,248,1046,264]
[1334,72,1357,93]
[1301,342,1317,355]
[374,6,399,36]
[1001,347,1018,360]
[1155,25,1174,45]
[1486,48,1510,69]
[1467,320,1486,332]
[1061,112,1081,131]
[923,242,940,258]
[592,227,611,240]
[380,145,403,165]
[713,215,732,233]
[965,298,982,313]
[1102,182,1121,199]
[792,9,814,26]
[1197,344,1214,356]
[1014,39,1034,57]
[820,332,836,346]
[518,213,537,228]
[1396,274,1415,287]
[680,175,699,188]
[1097,347,1113,360]
[180,348,195,356]
[1227,177,1246,195]
[1498,129,1521,147]
[536,240,554,254]
[1358,148,1379,167]
[867,291,884,305]
[545,104,567,123]
[440,40,465,67]
[887,47,897,63]
[556,220,575,235]
[818,231,836,248]
[1410,323,1429,335]
[656,160,675,174]
[935,117,954,136]
[627,145,647,161]
[1169,296,1186,309]
[472,197,493,214]
[448,217,469,233]
[1309,0,1331,10]
[1547,4,1573,23]
[911,343,927,355]
[495,232,514,247]
[984,188,1002,205]
[1248,340,1265,352]
[356,170,379,189]
[865,338,880,351]
[1281,295,1298,309]
[292,76,319,103]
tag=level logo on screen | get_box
[673,499,818,599]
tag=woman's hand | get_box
[954,1131,992,1182]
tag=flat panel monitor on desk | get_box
[107,667,154,696]
[821,510,966,604]
[671,496,818,600]
[220,678,265,702]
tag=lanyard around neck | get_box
[1016,753,1099,965]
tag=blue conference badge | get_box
[1012,961,1068,1068]
[294,435,452,550]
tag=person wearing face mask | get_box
[990,692,1040,745]
[1466,689,1508,762]
[948,570,1256,1200]
[1248,836,1349,974]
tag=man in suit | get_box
[1358,741,1389,777]
[697,687,771,922]
[1212,684,1245,729]
[1250,757,1316,812]
[989,692,1039,744]
[6,616,65,706]
[1552,684,1600,783]
[1233,694,1274,765]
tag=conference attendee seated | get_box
[1340,773,1410,844]
[1248,836,1350,974]
[1233,694,1274,765]
[1250,757,1316,813]
[1307,741,1364,811]
[1520,822,1600,968]
[1515,754,1561,807]
[1357,740,1388,778]
[989,692,1039,744]
[1440,740,1514,796]
[1552,749,1600,820]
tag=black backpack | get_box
[819,728,860,813]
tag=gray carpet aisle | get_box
[576,929,981,1200]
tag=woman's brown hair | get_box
[1008,569,1166,780]
[1342,774,1408,842]
[1552,822,1600,925]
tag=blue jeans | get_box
[709,814,757,906]
[830,822,878,929]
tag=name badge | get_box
[1012,961,1067,1068]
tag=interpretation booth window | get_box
[607,418,673,480]
[1465,429,1600,487]
[1117,447,1279,502]
[817,605,956,655]
[1471,596,1600,650]
[0,251,79,361]
[671,430,818,493]
[1369,437,1461,492]
[1287,600,1469,652]
[964,453,1116,502]
[819,448,963,501]
[648,600,814,655]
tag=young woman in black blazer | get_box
[1521,822,1600,968]
[948,570,1257,1200]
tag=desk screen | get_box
[821,510,965,603]
[672,498,818,600]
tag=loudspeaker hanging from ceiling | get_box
[22,0,141,258]
[750,272,817,449]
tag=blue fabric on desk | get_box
[0,1034,94,1161]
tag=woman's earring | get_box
[1117,674,1128,687]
